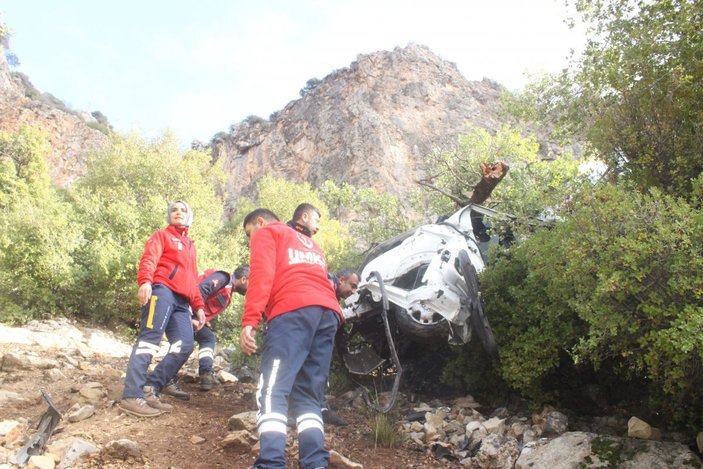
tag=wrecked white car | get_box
[339,204,501,410]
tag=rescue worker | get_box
[162,265,249,400]
[240,207,342,469]
[119,200,206,418]
[286,203,358,426]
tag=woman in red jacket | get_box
[119,200,206,418]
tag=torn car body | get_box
[340,204,500,389]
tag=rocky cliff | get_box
[215,44,506,206]
[0,45,107,187]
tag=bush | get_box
[469,184,703,427]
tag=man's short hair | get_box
[292,203,320,222]
[234,265,250,279]
[336,268,358,280]
[242,208,279,229]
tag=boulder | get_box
[27,454,55,469]
[228,411,257,431]
[628,416,661,440]
[53,438,99,469]
[471,433,520,469]
[542,411,569,437]
[221,430,257,450]
[66,404,95,423]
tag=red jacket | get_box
[137,225,205,311]
[198,268,233,322]
[242,221,342,328]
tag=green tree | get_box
[67,133,245,324]
[512,0,703,197]
[0,127,80,322]
[423,124,587,221]
[473,184,703,426]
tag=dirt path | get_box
[0,342,457,468]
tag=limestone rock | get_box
[218,45,515,212]
[190,435,206,445]
[27,454,55,469]
[2,352,58,370]
[43,369,66,382]
[542,411,568,437]
[221,430,257,450]
[218,370,238,383]
[628,416,660,440]
[78,382,106,402]
[228,411,257,431]
[515,432,701,469]
[471,433,520,469]
[66,404,95,423]
[102,439,141,461]
[0,46,107,188]
[482,417,506,435]
[54,438,99,469]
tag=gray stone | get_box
[0,420,20,436]
[55,438,99,469]
[218,370,238,383]
[628,416,660,440]
[483,417,506,435]
[542,411,568,437]
[221,430,257,450]
[102,439,141,461]
[27,454,55,469]
[515,431,701,469]
[2,352,57,370]
[67,404,95,423]
[471,433,520,469]
[78,382,106,402]
[228,411,257,431]
[43,368,66,382]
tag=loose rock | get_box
[102,439,141,461]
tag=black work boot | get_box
[322,408,348,426]
[162,378,190,401]
[199,371,219,391]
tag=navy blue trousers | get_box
[254,306,340,469]
[194,324,216,374]
[122,284,195,398]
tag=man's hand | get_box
[195,309,206,331]
[138,282,152,306]
[240,326,257,355]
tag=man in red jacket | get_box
[163,265,249,399]
[119,200,206,418]
[240,207,341,469]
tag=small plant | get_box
[369,413,401,448]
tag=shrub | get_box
[469,184,703,426]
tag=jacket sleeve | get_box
[199,271,231,302]
[137,230,164,286]
[188,243,205,311]
[241,227,277,329]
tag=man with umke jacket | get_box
[240,207,342,469]
[119,200,206,418]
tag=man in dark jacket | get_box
[163,265,249,400]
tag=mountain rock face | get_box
[0,46,107,187]
[216,44,506,206]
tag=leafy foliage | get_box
[511,0,703,197]
[0,127,79,322]
[422,125,587,221]
[472,184,703,425]
[67,133,245,324]
[318,180,416,265]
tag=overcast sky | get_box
[2,1,584,145]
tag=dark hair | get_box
[242,208,279,229]
[292,203,320,222]
[234,265,250,279]
[336,268,358,280]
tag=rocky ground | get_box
[1,319,702,468]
